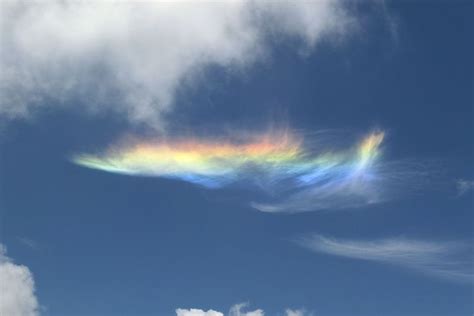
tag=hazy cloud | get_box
[457,179,474,196]
[229,303,263,316]
[296,235,473,283]
[16,237,40,251]
[285,309,308,316]
[0,244,39,316]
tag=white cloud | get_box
[229,303,263,316]
[0,244,39,316]
[0,0,354,127]
[176,308,224,316]
[177,303,307,316]
[285,309,307,316]
[296,235,473,283]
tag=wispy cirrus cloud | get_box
[296,235,473,283]
[252,157,437,213]
[1,0,357,127]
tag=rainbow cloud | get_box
[72,129,386,213]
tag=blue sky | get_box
[0,1,473,316]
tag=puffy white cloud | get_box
[1,0,354,127]
[0,244,39,316]
[176,308,224,316]
[297,235,474,283]
[177,303,308,316]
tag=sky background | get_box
[0,1,473,316]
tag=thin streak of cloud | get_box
[17,237,40,251]
[296,235,473,283]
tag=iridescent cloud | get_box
[72,129,386,212]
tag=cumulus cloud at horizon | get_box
[0,244,39,316]
[1,0,359,128]
[176,303,307,316]
[296,235,474,283]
